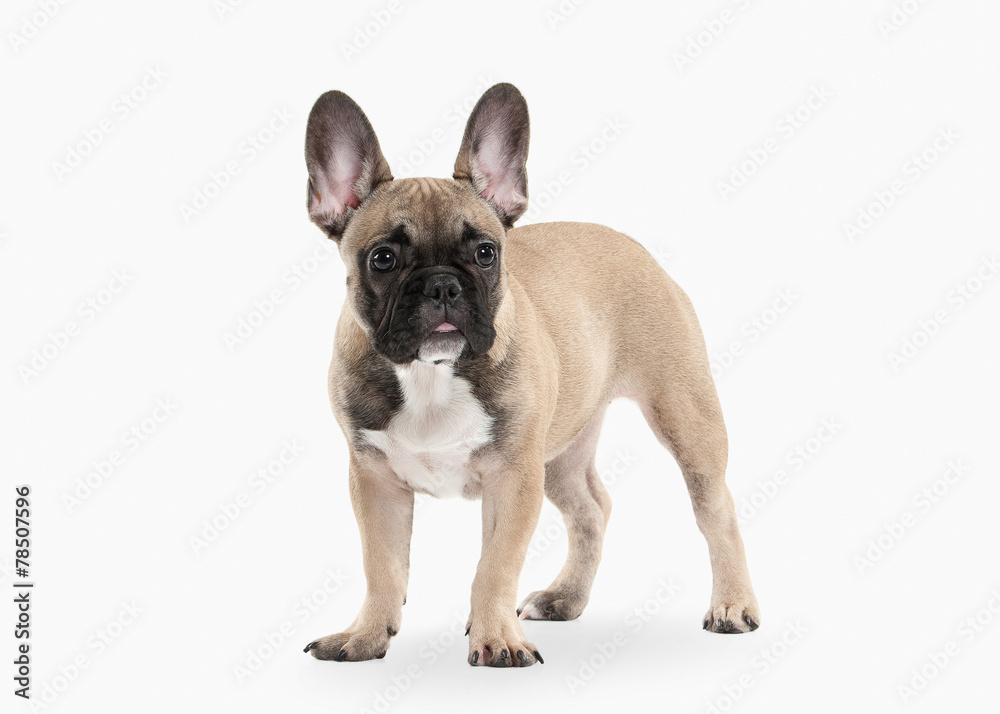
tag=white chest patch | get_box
[360,361,493,498]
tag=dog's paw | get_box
[517,588,586,621]
[702,600,760,634]
[467,617,543,667]
[303,623,397,661]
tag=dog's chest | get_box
[360,363,492,498]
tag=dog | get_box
[300,83,759,667]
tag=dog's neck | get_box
[484,277,517,365]
[392,360,461,411]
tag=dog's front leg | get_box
[305,455,412,661]
[467,459,545,667]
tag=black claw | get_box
[746,615,759,631]
[465,625,470,636]
[703,620,710,630]
[376,651,386,659]
[501,649,509,660]
[336,649,347,661]
[387,626,397,637]
[724,620,734,632]
[717,619,724,631]
[402,596,406,606]
[533,650,544,664]
[544,604,555,613]
[516,608,522,616]
[472,651,479,665]
[517,651,526,663]
[303,641,318,653]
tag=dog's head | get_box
[304,83,529,365]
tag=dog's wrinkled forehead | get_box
[342,177,505,261]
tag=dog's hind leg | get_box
[640,372,760,633]
[518,406,611,621]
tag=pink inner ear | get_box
[331,145,363,211]
[479,171,521,211]
[481,186,504,207]
[473,132,524,212]
[311,149,364,220]
[477,164,510,205]
[336,178,361,210]
[310,175,360,223]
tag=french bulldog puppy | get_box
[301,83,759,667]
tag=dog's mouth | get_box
[418,322,467,363]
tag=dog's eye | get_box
[474,243,496,268]
[370,248,397,272]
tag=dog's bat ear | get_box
[305,91,392,239]
[453,83,530,228]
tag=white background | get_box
[2,1,998,712]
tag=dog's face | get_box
[338,179,508,364]
[304,84,530,364]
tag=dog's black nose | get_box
[422,274,462,307]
